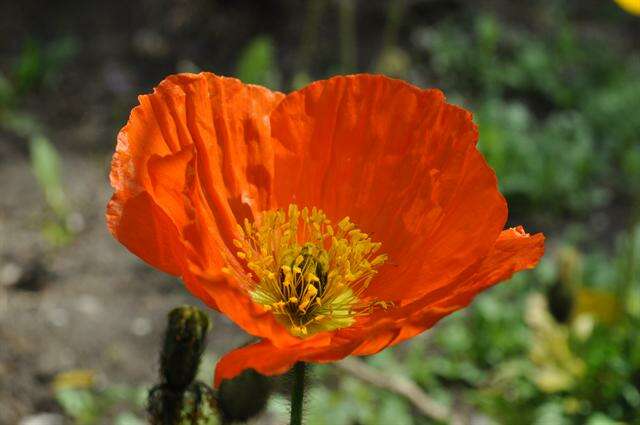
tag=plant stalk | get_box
[290,362,306,425]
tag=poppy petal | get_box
[107,72,284,278]
[106,191,186,275]
[268,74,507,301]
[214,341,296,387]
[214,336,361,386]
[351,227,545,355]
[110,73,545,384]
[183,268,306,347]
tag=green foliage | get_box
[13,37,78,94]
[476,101,607,214]
[29,135,67,217]
[1,36,78,247]
[28,133,74,246]
[0,72,14,107]
[414,11,640,215]
[236,35,281,89]
[0,108,74,245]
[55,385,147,425]
[465,227,639,423]
[305,371,415,425]
[296,224,639,424]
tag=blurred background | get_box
[1,0,639,424]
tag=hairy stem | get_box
[290,362,306,425]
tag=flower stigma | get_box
[227,204,389,337]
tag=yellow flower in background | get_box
[53,369,96,391]
[615,0,640,15]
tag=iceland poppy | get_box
[107,72,544,387]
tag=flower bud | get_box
[161,306,212,391]
[217,369,272,422]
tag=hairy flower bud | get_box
[161,306,211,391]
[218,368,272,422]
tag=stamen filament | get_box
[230,204,388,337]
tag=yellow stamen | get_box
[231,204,389,337]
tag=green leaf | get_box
[0,72,14,107]
[114,412,146,425]
[29,135,67,217]
[55,389,99,424]
[236,36,280,88]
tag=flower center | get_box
[230,204,388,337]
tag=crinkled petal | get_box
[109,73,545,384]
[107,191,186,275]
[214,336,360,387]
[108,73,285,271]
[350,227,545,355]
[213,228,542,381]
[214,340,297,387]
[268,74,507,301]
[183,267,309,348]
[107,72,287,324]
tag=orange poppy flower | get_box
[107,72,544,387]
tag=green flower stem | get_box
[290,362,306,425]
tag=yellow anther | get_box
[375,301,392,309]
[291,325,308,336]
[338,217,353,231]
[305,285,318,297]
[298,285,318,313]
[306,273,320,283]
[236,204,388,338]
[298,301,310,313]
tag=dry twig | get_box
[335,357,467,424]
